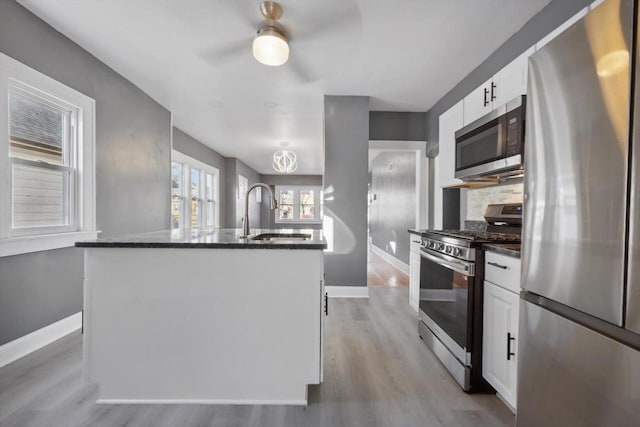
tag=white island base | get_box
[82,247,324,405]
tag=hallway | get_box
[367,249,410,287]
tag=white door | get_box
[492,46,535,107]
[409,251,421,311]
[463,79,493,126]
[482,281,520,410]
[438,100,464,188]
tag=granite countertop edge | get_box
[75,228,327,250]
[408,229,428,236]
[482,243,521,258]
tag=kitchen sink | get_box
[250,233,311,242]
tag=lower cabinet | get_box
[483,280,520,411]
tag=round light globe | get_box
[253,28,289,66]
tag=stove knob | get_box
[438,243,445,251]
[445,246,452,254]
[454,247,463,257]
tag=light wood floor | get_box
[0,287,514,427]
[367,250,410,287]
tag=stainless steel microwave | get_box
[454,95,525,181]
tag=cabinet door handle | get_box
[412,240,421,244]
[324,292,329,316]
[483,87,490,107]
[488,261,508,270]
[507,332,516,360]
[491,82,497,101]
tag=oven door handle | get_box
[420,247,475,276]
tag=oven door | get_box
[454,108,507,179]
[419,247,475,364]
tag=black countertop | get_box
[408,229,429,236]
[482,243,521,258]
[75,228,327,250]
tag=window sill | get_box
[0,230,100,257]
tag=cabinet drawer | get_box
[485,251,521,293]
[410,236,422,254]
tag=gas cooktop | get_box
[426,230,521,243]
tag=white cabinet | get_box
[483,281,520,411]
[536,7,588,50]
[409,235,422,312]
[463,47,534,126]
[492,46,535,107]
[463,78,493,125]
[438,100,464,188]
[483,250,521,411]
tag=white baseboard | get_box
[0,312,82,368]
[325,286,369,298]
[97,398,308,406]
[370,244,409,274]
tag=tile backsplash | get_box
[465,182,524,221]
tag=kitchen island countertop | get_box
[75,228,327,250]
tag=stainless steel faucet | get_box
[242,183,278,237]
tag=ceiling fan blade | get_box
[287,57,318,84]
[226,0,262,29]
[198,38,251,66]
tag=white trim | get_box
[171,150,220,228]
[325,286,369,298]
[275,185,323,224]
[0,53,96,256]
[370,244,410,274]
[0,230,99,257]
[0,311,82,368]
[96,398,308,406]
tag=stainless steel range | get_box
[418,203,521,392]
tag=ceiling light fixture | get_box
[273,150,297,173]
[252,2,289,66]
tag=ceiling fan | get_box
[200,0,360,82]
[252,1,289,66]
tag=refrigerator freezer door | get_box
[627,0,640,335]
[517,301,640,427]
[523,0,632,325]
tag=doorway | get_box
[367,141,427,288]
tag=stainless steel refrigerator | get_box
[518,0,640,425]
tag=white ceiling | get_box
[18,0,550,175]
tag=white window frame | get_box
[171,150,220,229]
[0,53,97,257]
[275,185,322,224]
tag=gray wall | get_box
[259,175,323,230]
[370,112,427,141]
[172,127,227,227]
[370,152,416,265]
[223,158,262,229]
[324,96,369,287]
[425,0,592,227]
[0,0,171,345]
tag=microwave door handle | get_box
[420,248,475,277]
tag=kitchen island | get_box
[76,228,326,405]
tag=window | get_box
[275,186,323,223]
[0,53,96,257]
[171,151,219,229]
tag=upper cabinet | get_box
[492,46,535,107]
[463,46,534,126]
[438,100,464,188]
[462,78,493,126]
[535,7,588,50]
